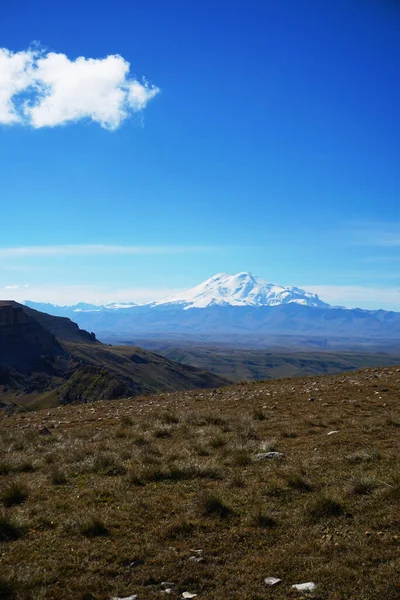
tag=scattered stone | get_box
[182,593,197,599]
[327,430,340,436]
[39,426,52,436]
[188,548,204,562]
[110,595,138,600]
[256,452,284,460]
[161,581,175,593]
[264,577,282,586]
[127,559,144,568]
[291,582,317,592]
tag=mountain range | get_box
[24,273,400,348]
[0,301,226,409]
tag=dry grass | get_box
[0,366,399,599]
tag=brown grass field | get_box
[0,366,399,599]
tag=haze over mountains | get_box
[25,272,400,349]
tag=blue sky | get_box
[0,0,399,309]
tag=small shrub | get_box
[230,475,246,488]
[231,449,252,467]
[202,495,233,519]
[383,477,400,501]
[115,428,127,439]
[194,445,211,457]
[1,482,28,507]
[153,424,173,439]
[0,576,16,599]
[134,435,152,447]
[238,424,259,442]
[251,512,277,528]
[44,453,56,465]
[91,453,126,476]
[0,512,25,541]
[253,409,266,421]
[308,495,346,520]
[265,484,286,498]
[124,471,144,487]
[346,449,380,464]
[160,411,180,425]
[13,460,35,473]
[287,473,313,492]
[204,415,228,428]
[348,475,378,496]
[210,434,227,449]
[0,462,11,475]
[50,469,68,486]
[36,516,56,530]
[259,438,278,452]
[121,415,134,426]
[79,517,108,537]
[143,464,221,483]
[165,520,196,539]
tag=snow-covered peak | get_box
[151,272,330,310]
[104,302,137,310]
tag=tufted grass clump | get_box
[251,512,277,528]
[201,494,233,519]
[79,517,108,538]
[308,494,346,520]
[286,472,313,492]
[50,468,68,486]
[0,512,25,541]
[346,449,380,464]
[348,475,378,495]
[1,481,28,507]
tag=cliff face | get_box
[21,304,97,343]
[0,301,227,406]
[0,302,64,372]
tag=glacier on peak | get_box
[150,272,330,310]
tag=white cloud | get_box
[0,47,159,129]
[0,244,218,258]
[0,48,34,123]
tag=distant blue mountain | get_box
[24,273,400,347]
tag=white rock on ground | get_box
[182,593,197,599]
[264,577,282,586]
[110,595,138,600]
[256,452,284,459]
[291,582,317,592]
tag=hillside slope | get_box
[0,302,227,407]
[0,366,399,600]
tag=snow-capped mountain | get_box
[151,272,329,310]
[25,300,137,315]
[21,272,400,346]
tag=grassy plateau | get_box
[0,366,399,599]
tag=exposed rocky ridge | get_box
[0,301,66,372]
[0,302,228,407]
